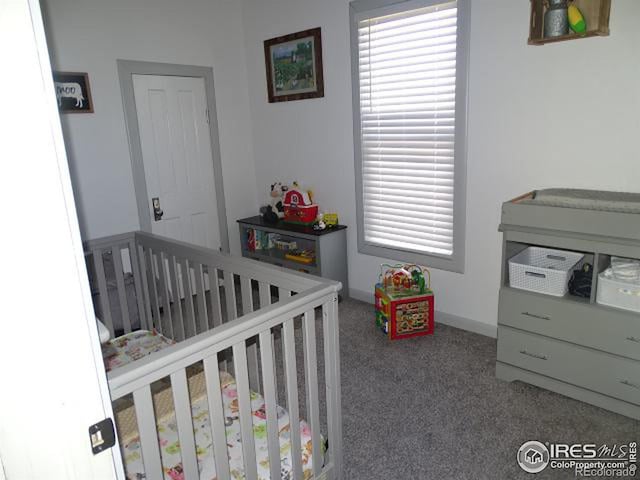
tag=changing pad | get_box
[520,189,640,214]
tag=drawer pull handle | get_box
[525,271,546,279]
[519,350,548,360]
[620,380,640,390]
[626,336,640,344]
[522,312,551,321]
[546,254,566,261]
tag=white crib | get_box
[84,231,343,480]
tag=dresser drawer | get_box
[497,326,640,406]
[498,287,640,361]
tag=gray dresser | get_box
[496,190,640,420]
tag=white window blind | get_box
[357,1,459,257]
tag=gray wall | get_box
[43,0,640,333]
[43,0,258,255]
[241,0,640,330]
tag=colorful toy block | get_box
[374,264,434,340]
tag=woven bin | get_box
[509,246,584,297]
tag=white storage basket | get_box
[508,246,584,297]
[596,270,640,313]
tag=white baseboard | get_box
[349,287,497,338]
[349,287,374,304]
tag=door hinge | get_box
[205,108,210,124]
[89,418,116,455]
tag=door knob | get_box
[152,197,163,221]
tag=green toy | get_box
[379,263,430,296]
[568,4,586,33]
[411,268,426,294]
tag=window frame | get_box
[350,0,470,273]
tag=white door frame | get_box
[117,59,230,252]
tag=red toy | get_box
[375,264,434,340]
[283,185,318,225]
[247,228,256,251]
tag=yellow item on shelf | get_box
[323,213,339,226]
[285,250,315,265]
[568,5,586,33]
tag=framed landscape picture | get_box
[53,71,94,113]
[264,27,324,103]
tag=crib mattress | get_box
[120,370,316,480]
[104,331,316,479]
[102,329,175,372]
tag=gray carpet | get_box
[337,298,638,480]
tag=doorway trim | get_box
[117,59,230,253]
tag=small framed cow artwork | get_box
[53,71,93,113]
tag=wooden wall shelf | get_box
[529,0,611,45]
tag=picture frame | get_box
[263,27,324,103]
[53,71,94,113]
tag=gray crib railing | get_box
[84,231,342,480]
[84,232,148,335]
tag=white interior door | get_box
[132,74,221,250]
[1,0,120,477]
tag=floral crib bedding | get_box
[121,370,316,480]
[102,329,175,372]
[102,331,318,480]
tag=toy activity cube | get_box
[375,264,434,340]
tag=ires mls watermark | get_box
[517,441,637,477]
